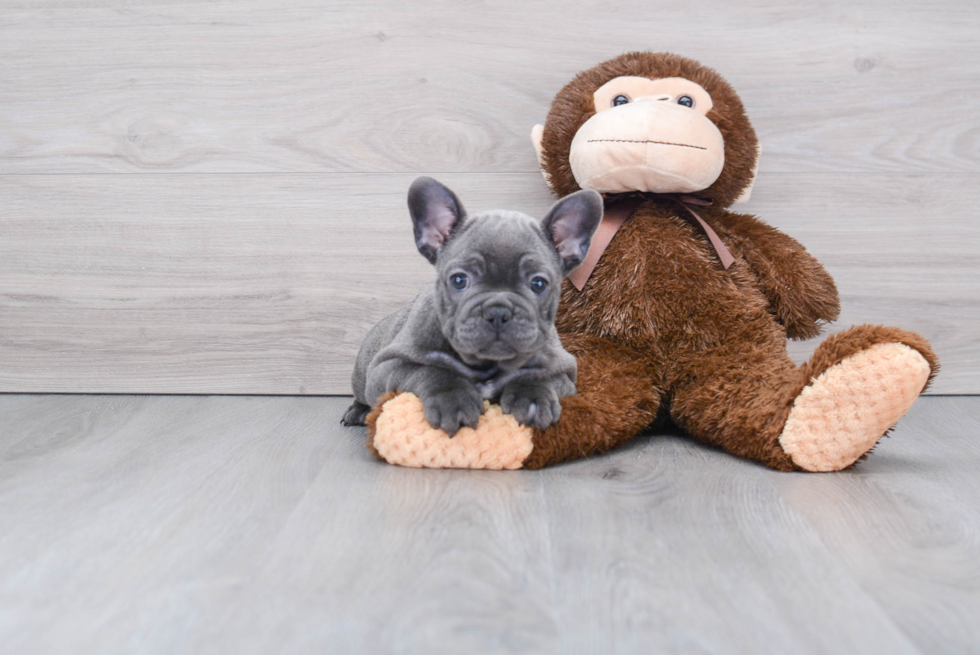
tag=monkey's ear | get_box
[530,124,546,167]
[531,124,552,185]
[733,142,761,204]
[408,177,466,264]
[541,189,604,275]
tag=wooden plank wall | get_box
[1,0,977,394]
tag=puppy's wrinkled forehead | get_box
[440,210,559,277]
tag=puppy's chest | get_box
[423,351,545,399]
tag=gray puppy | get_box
[342,176,603,436]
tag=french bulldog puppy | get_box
[342,176,603,436]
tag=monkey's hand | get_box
[719,211,840,340]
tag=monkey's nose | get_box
[483,304,513,330]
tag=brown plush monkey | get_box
[366,52,937,472]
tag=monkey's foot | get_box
[779,343,931,472]
[369,393,533,469]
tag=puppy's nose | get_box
[483,304,512,329]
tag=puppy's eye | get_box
[612,94,630,107]
[529,276,549,294]
[449,273,469,290]
[677,95,694,108]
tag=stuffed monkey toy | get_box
[364,52,938,472]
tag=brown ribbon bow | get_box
[567,192,735,292]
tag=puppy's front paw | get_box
[421,386,483,437]
[500,383,562,430]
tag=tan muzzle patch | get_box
[569,101,725,194]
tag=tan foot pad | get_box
[779,343,931,472]
[372,393,534,469]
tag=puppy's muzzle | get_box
[451,292,539,358]
[482,302,513,332]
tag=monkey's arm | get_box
[522,333,663,468]
[718,211,840,340]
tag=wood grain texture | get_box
[771,397,980,653]
[1,0,978,175]
[1,172,975,393]
[0,394,977,653]
[1,0,978,393]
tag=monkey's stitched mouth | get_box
[587,139,707,151]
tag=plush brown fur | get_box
[522,52,939,470]
[366,51,938,472]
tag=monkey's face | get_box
[534,53,760,208]
[569,76,725,194]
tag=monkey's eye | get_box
[449,273,469,290]
[677,95,694,108]
[612,94,630,107]
[529,276,549,294]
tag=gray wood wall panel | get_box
[2,0,978,175]
[1,0,977,393]
[1,172,975,393]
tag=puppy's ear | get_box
[408,177,466,264]
[541,189,603,275]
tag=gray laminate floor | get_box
[1,395,978,654]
